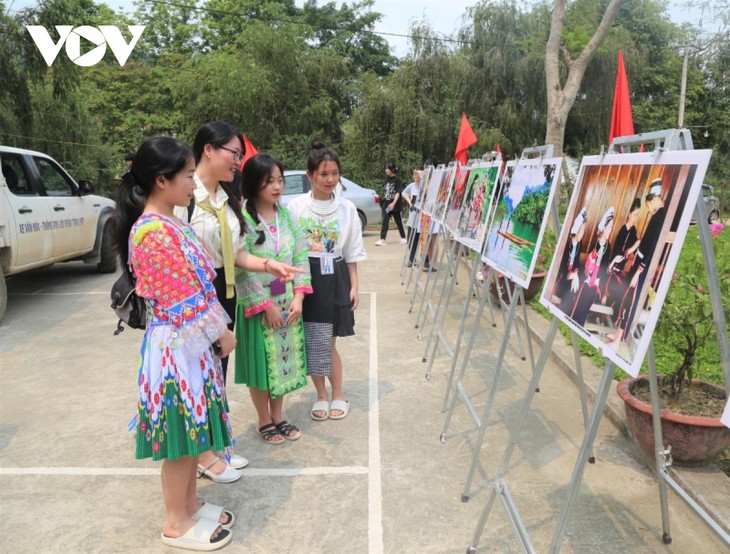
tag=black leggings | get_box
[213,268,236,384]
[380,206,405,239]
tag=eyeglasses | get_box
[219,146,243,162]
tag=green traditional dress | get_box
[233,206,311,398]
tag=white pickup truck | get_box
[0,146,117,322]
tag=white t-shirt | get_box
[402,181,422,228]
[173,174,244,267]
[287,192,367,263]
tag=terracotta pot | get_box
[616,375,730,467]
[489,270,547,304]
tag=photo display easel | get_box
[420,155,503,386]
[408,162,458,332]
[465,129,729,553]
[439,146,571,502]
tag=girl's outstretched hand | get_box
[267,260,304,282]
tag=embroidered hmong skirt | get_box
[303,256,354,376]
[135,329,233,461]
[234,302,308,399]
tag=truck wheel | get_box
[358,210,367,232]
[98,220,117,273]
[0,269,6,323]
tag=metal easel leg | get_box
[466,319,559,552]
[440,268,493,443]
[550,360,616,553]
[461,286,522,501]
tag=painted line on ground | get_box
[0,465,369,477]
[368,291,384,554]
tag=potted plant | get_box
[616,222,730,466]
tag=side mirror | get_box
[78,180,94,195]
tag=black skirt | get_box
[303,256,355,337]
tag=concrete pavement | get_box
[0,231,727,553]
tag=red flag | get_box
[454,112,478,165]
[608,51,635,145]
[240,134,259,170]
[494,143,501,154]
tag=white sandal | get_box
[329,399,350,420]
[311,400,330,421]
[160,517,232,551]
[192,503,235,530]
[197,457,242,483]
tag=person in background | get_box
[402,168,424,267]
[234,153,312,444]
[287,142,367,421]
[374,162,406,246]
[112,136,235,550]
[124,151,136,170]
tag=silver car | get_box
[281,170,382,231]
[691,184,721,224]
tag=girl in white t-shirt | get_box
[287,143,367,421]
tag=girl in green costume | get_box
[234,154,312,444]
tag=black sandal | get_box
[274,420,301,441]
[258,423,284,444]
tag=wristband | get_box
[263,258,270,274]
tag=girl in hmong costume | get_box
[234,154,312,443]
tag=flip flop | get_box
[192,503,235,530]
[329,399,350,420]
[161,517,231,551]
[311,400,330,421]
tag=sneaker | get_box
[374,239,386,246]
[399,238,408,244]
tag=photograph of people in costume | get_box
[421,165,442,218]
[433,164,457,223]
[444,164,473,234]
[483,158,560,288]
[540,150,712,377]
[455,162,501,252]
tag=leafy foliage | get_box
[0,0,728,205]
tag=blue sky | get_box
[7,0,709,57]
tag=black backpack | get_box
[111,271,146,335]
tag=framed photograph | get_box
[482,157,561,289]
[444,164,473,235]
[423,164,457,224]
[454,161,501,252]
[421,165,443,218]
[539,149,712,377]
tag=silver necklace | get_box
[307,191,339,222]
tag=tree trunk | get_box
[544,0,625,156]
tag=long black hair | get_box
[111,136,193,275]
[241,153,284,245]
[192,121,247,235]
